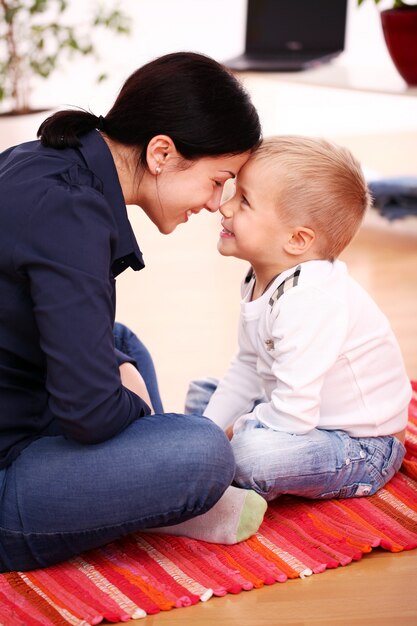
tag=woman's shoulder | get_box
[2,140,106,210]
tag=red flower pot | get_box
[381,7,417,86]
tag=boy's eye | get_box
[214,180,222,187]
[241,194,249,206]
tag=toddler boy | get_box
[187,136,411,502]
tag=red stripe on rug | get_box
[0,588,47,626]
[1,384,417,624]
[2,573,72,625]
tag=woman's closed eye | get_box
[241,194,250,207]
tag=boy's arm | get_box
[203,317,264,430]
[235,287,347,435]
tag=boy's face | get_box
[218,158,292,270]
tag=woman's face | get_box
[139,152,250,234]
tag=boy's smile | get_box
[220,224,235,238]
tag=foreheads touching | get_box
[249,136,371,260]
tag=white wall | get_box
[29,0,405,114]
[3,0,417,151]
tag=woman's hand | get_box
[119,362,153,414]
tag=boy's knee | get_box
[185,377,219,414]
[234,456,256,487]
[233,459,274,501]
[231,433,266,493]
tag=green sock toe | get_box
[236,490,267,542]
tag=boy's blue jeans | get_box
[186,378,406,502]
[0,325,235,572]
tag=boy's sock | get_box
[143,486,267,544]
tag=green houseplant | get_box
[358,0,417,85]
[0,0,130,115]
[358,0,413,7]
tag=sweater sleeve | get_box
[242,286,349,434]
[15,180,150,444]
[203,315,265,429]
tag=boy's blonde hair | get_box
[252,136,371,260]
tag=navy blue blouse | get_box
[0,130,150,468]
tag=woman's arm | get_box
[119,362,153,413]
[15,181,150,443]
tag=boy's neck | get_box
[251,263,291,300]
[251,254,320,300]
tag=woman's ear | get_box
[146,135,178,175]
[284,226,316,256]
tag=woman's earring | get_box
[155,166,161,175]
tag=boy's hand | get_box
[225,424,234,440]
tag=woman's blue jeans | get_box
[186,378,406,502]
[0,325,235,572]
[113,322,164,414]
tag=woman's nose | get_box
[205,186,224,213]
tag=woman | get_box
[0,52,265,572]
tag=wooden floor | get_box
[114,207,417,626]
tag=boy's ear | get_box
[146,135,179,175]
[284,226,316,256]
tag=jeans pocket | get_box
[360,436,405,493]
[317,432,383,500]
[320,481,373,500]
[380,437,405,480]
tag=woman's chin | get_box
[157,221,177,235]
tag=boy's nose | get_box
[219,199,233,218]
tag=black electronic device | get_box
[225,0,348,72]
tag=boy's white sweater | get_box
[204,259,411,437]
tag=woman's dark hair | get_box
[38,51,261,163]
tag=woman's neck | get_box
[101,134,144,205]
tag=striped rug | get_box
[1,384,417,625]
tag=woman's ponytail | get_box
[37,110,106,149]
